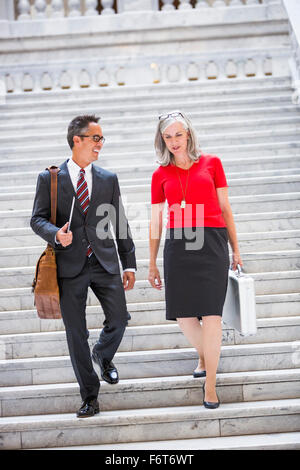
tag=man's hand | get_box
[56,222,73,247]
[123,271,135,291]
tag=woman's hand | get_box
[148,265,163,290]
[231,251,243,271]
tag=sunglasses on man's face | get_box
[78,134,105,143]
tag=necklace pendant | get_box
[181,200,186,209]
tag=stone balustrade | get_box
[1,0,280,20]
[1,48,288,93]
[282,0,300,105]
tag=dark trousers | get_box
[58,253,129,401]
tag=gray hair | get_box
[154,110,202,166]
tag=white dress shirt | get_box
[56,158,135,273]
[67,158,93,195]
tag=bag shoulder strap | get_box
[46,165,60,226]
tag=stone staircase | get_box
[0,75,300,450]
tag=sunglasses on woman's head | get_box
[158,111,184,121]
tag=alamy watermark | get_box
[94,198,205,250]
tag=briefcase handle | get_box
[230,263,243,277]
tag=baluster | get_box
[68,0,81,17]
[101,0,115,14]
[206,61,218,80]
[186,62,200,81]
[35,0,47,18]
[85,0,98,16]
[150,63,161,84]
[51,0,64,17]
[79,69,91,88]
[245,0,260,5]
[97,68,110,87]
[178,0,192,9]
[244,58,256,77]
[230,0,243,5]
[161,1,176,11]
[17,0,31,20]
[195,1,210,7]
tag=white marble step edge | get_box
[1,172,300,200]
[0,93,293,120]
[43,432,300,450]
[1,207,299,221]
[0,271,299,298]
[0,293,298,335]
[0,315,299,345]
[1,126,300,154]
[0,246,298,272]
[1,115,299,145]
[1,369,299,400]
[1,341,299,371]
[0,370,299,419]
[1,398,300,431]
[1,140,299,163]
[1,228,298,255]
[3,83,293,110]
[2,104,299,129]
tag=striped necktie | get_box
[77,168,92,257]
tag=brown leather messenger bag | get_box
[32,166,62,319]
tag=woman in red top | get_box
[148,110,243,409]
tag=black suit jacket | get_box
[30,159,137,278]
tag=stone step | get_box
[1,229,299,267]
[45,432,300,450]
[1,172,300,209]
[1,208,299,234]
[2,111,300,142]
[0,317,299,361]
[2,104,299,132]
[0,208,299,246]
[1,114,300,146]
[2,126,300,159]
[1,341,299,387]
[0,93,293,125]
[2,155,300,187]
[1,157,300,183]
[2,82,292,113]
[0,270,298,311]
[0,369,299,418]
[1,250,299,289]
[5,76,291,104]
[1,141,300,171]
[1,398,300,449]
[0,293,298,336]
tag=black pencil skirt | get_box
[163,227,230,321]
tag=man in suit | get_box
[31,115,136,417]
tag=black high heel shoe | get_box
[193,369,206,378]
[202,381,220,409]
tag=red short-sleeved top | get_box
[151,154,228,228]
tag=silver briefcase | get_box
[222,264,257,336]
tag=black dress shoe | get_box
[76,397,100,418]
[193,369,206,378]
[202,381,220,409]
[92,352,119,384]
